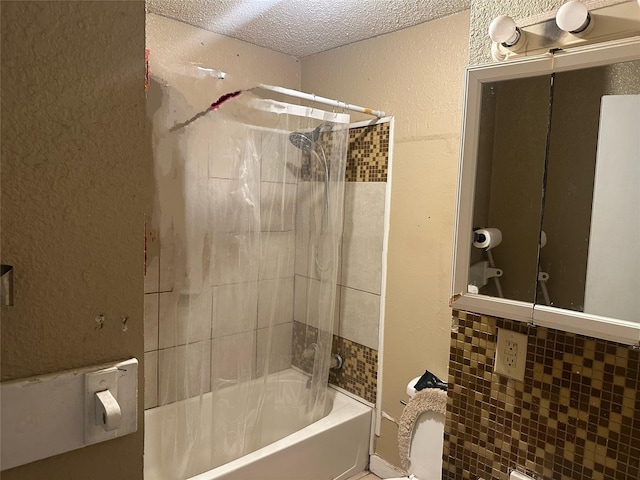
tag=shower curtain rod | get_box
[169,85,385,133]
[254,84,386,118]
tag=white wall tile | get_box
[144,253,160,294]
[158,340,211,406]
[212,282,258,338]
[209,178,257,234]
[340,183,386,294]
[158,289,213,349]
[210,232,260,286]
[339,286,380,350]
[144,293,159,352]
[144,351,158,410]
[294,182,325,278]
[294,275,340,333]
[257,277,294,329]
[159,236,175,292]
[260,231,295,280]
[261,131,300,184]
[260,182,296,232]
[256,322,293,377]
[211,331,256,386]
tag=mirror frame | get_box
[451,36,640,345]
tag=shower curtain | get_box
[152,89,350,479]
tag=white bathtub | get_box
[145,369,372,480]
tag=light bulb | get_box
[488,15,521,46]
[556,1,591,33]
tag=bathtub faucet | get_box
[330,352,343,370]
[302,343,343,370]
[305,351,344,389]
[302,343,318,360]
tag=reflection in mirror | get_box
[539,60,640,321]
[469,75,551,303]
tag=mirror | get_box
[541,60,640,320]
[453,38,640,343]
[469,74,550,303]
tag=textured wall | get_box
[302,11,470,467]
[0,1,151,478]
[469,0,628,64]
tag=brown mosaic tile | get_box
[443,312,640,480]
[300,121,390,183]
[346,122,390,182]
[329,334,378,404]
[292,320,378,404]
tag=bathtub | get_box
[145,369,372,480]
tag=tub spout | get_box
[302,343,318,359]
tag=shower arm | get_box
[253,84,386,118]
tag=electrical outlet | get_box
[510,471,535,480]
[494,329,527,381]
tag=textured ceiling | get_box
[147,0,470,58]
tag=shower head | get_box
[288,122,333,151]
[289,131,315,151]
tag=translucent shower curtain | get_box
[153,89,350,479]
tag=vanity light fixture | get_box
[489,15,525,61]
[488,15,522,46]
[556,1,592,34]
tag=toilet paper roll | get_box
[406,376,422,397]
[473,228,502,250]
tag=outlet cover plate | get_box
[494,329,527,381]
[510,471,535,480]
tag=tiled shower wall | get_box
[292,121,390,404]
[443,310,640,480]
[143,124,297,410]
[145,120,391,409]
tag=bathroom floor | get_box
[347,472,382,480]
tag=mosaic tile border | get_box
[346,122,390,182]
[300,121,390,183]
[292,320,378,404]
[443,310,640,480]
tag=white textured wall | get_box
[146,13,300,111]
[302,11,471,466]
[1,1,151,478]
[147,0,470,58]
